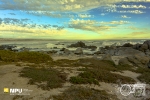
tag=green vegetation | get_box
[20,67,66,90]
[70,58,135,85]
[52,86,119,100]
[0,50,52,63]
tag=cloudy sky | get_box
[0,0,150,39]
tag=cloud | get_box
[0,18,64,30]
[0,24,66,35]
[100,20,130,25]
[130,31,148,35]
[0,0,150,13]
[118,10,145,14]
[78,14,93,18]
[68,19,112,33]
[121,15,131,18]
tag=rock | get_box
[47,50,57,54]
[68,41,97,50]
[104,47,145,57]
[69,41,86,48]
[119,55,150,67]
[64,49,70,55]
[145,50,150,56]
[53,47,58,49]
[119,58,132,66]
[139,43,148,52]
[60,48,66,51]
[101,54,112,61]
[74,47,83,55]
[143,40,150,49]
[94,51,102,55]
[86,46,97,51]
[133,43,142,50]
[122,43,133,47]
[148,62,150,68]
[0,45,16,50]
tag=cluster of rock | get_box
[119,54,150,68]
[0,45,16,51]
[60,47,83,55]
[94,40,150,68]
[68,41,97,51]
[133,40,150,56]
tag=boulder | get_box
[64,49,70,55]
[94,51,102,55]
[104,47,145,57]
[148,62,150,68]
[69,41,86,48]
[86,46,97,51]
[119,55,150,67]
[133,43,142,50]
[143,40,150,49]
[101,54,112,61]
[122,43,133,47]
[118,58,132,66]
[60,48,66,51]
[139,43,148,52]
[74,47,83,55]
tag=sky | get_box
[0,0,150,40]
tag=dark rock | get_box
[133,43,142,50]
[47,50,57,54]
[86,46,97,51]
[139,44,148,52]
[148,62,150,68]
[122,43,133,47]
[68,41,97,50]
[0,45,16,50]
[74,47,83,55]
[143,40,150,49]
[69,41,86,48]
[53,47,58,49]
[60,48,66,51]
[94,51,102,55]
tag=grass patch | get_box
[20,67,66,90]
[70,58,135,85]
[0,50,53,63]
[52,86,119,100]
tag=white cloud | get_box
[0,0,149,13]
[121,15,131,18]
[78,14,93,18]
[118,10,145,14]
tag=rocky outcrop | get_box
[64,49,70,55]
[101,54,112,61]
[68,41,97,50]
[0,45,16,50]
[74,47,83,55]
[102,47,145,57]
[122,43,133,47]
[119,55,150,68]
[133,40,150,52]
[69,41,86,48]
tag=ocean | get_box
[0,39,147,53]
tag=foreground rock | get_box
[68,41,97,50]
[101,47,145,57]
[119,55,150,67]
[133,40,150,52]
[74,47,83,55]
